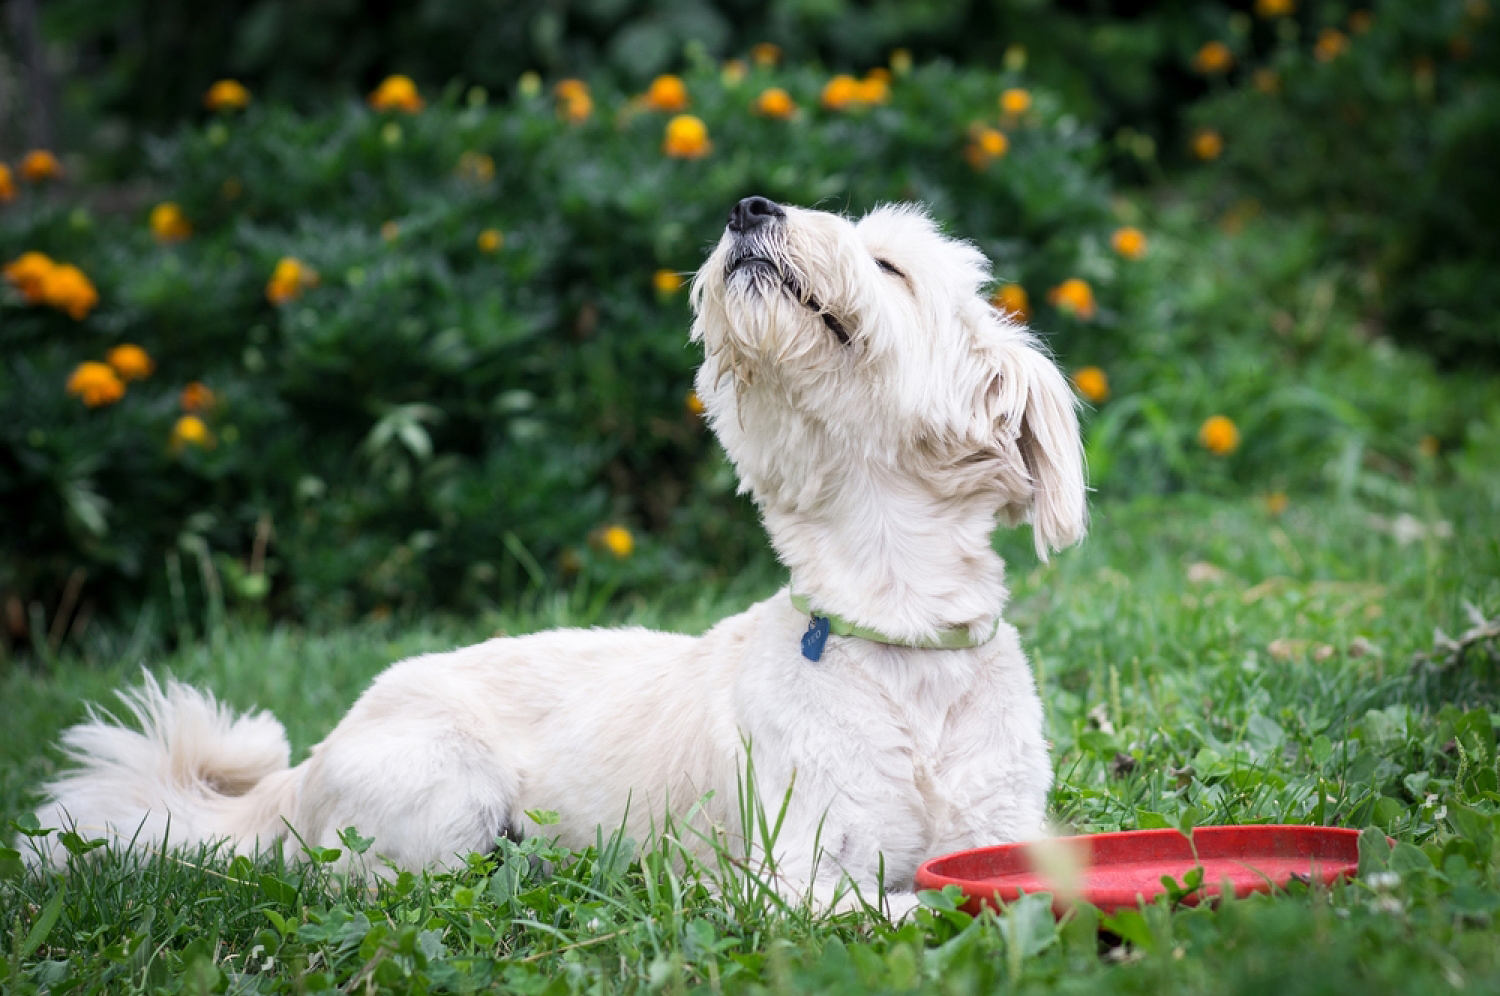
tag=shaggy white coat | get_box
[28,202,1086,913]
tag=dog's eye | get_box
[875,258,905,279]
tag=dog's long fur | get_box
[28,202,1086,912]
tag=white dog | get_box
[29,199,1085,913]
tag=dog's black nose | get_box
[728,196,785,233]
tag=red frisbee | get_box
[915,825,1364,915]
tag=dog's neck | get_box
[760,467,1009,646]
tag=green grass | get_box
[3,488,1499,994]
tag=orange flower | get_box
[0,164,14,203]
[1419,434,1440,457]
[1314,29,1348,62]
[1072,367,1110,403]
[380,220,400,242]
[456,150,495,184]
[1111,226,1148,260]
[180,381,216,412]
[150,202,192,243]
[1199,415,1240,455]
[1348,10,1373,34]
[966,127,1009,169]
[992,283,1029,321]
[1192,128,1224,160]
[42,264,98,319]
[751,43,781,67]
[3,251,56,303]
[856,75,890,104]
[67,362,125,407]
[20,150,62,182]
[685,391,706,416]
[663,114,711,159]
[643,75,689,112]
[477,228,503,252]
[754,87,797,119]
[1049,278,1096,320]
[601,525,634,558]
[554,80,593,123]
[266,257,317,304]
[172,414,215,450]
[654,269,684,294]
[721,59,748,86]
[106,344,153,381]
[204,79,251,111]
[368,75,425,113]
[822,75,862,110]
[1255,0,1295,15]
[1193,41,1234,74]
[1253,68,1280,94]
[1000,88,1032,117]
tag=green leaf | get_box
[10,814,51,838]
[57,831,107,857]
[339,826,375,854]
[525,809,561,826]
[260,873,298,905]
[1357,826,1392,877]
[0,846,23,882]
[19,885,66,960]
[1137,810,1172,830]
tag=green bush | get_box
[3,53,1495,638]
[1188,0,1500,365]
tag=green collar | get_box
[789,592,1000,654]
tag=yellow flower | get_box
[1049,278,1096,320]
[0,164,14,203]
[67,362,125,407]
[1266,491,1289,515]
[721,59,748,86]
[663,114,711,159]
[685,391,706,416]
[822,75,862,110]
[1348,10,1373,34]
[992,283,1029,320]
[1111,226,1148,260]
[1072,367,1110,403]
[1255,0,1295,15]
[1199,415,1241,455]
[654,269,684,295]
[150,202,192,243]
[966,127,1009,169]
[1315,28,1348,62]
[369,74,424,112]
[204,79,251,111]
[456,150,495,184]
[856,75,890,104]
[42,264,99,319]
[890,49,913,75]
[554,80,593,123]
[754,87,797,119]
[266,257,317,305]
[1253,68,1280,94]
[106,344,153,381]
[20,150,62,182]
[643,74,689,112]
[751,43,781,67]
[172,414,215,450]
[180,381,216,412]
[4,251,56,303]
[1000,87,1032,117]
[601,525,634,558]
[1192,128,1224,160]
[477,228,503,252]
[1193,41,1234,74]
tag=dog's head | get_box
[691,199,1086,564]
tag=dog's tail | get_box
[26,673,302,865]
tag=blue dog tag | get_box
[801,614,831,662]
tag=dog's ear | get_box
[975,328,1088,559]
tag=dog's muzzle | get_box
[723,196,851,346]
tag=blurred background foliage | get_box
[0,0,1497,649]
